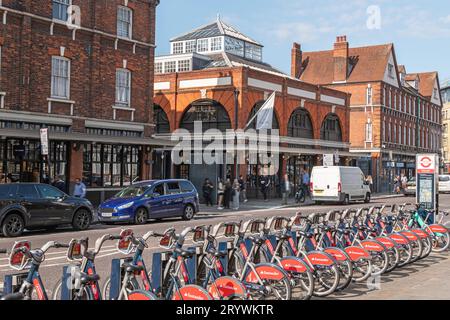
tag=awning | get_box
[0,128,176,147]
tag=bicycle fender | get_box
[375,237,396,249]
[305,251,336,266]
[324,247,350,262]
[280,256,309,273]
[360,240,386,252]
[388,233,409,245]
[244,263,289,283]
[411,229,430,239]
[400,231,419,241]
[344,246,371,262]
[172,285,213,300]
[428,224,448,234]
[208,276,247,300]
[128,290,158,300]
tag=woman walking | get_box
[224,178,232,209]
[232,179,240,210]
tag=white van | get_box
[310,166,371,204]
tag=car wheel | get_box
[364,193,371,203]
[182,205,195,221]
[72,209,92,231]
[2,214,25,237]
[134,208,148,225]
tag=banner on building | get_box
[40,128,49,156]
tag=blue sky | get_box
[156,0,450,83]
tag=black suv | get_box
[0,183,94,237]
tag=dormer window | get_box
[172,42,184,54]
[225,37,244,57]
[185,40,196,53]
[210,37,223,51]
[245,43,262,61]
[197,39,209,53]
[388,64,394,79]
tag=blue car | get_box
[98,179,200,224]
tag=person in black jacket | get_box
[53,175,67,194]
[224,178,232,209]
[202,178,214,207]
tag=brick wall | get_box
[0,0,157,135]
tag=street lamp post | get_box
[234,89,240,179]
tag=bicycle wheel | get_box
[352,258,372,282]
[208,276,247,300]
[313,264,340,297]
[52,279,93,300]
[102,276,140,300]
[172,285,213,300]
[280,257,314,300]
[430,229,450,252]
[400,232,423,263]
[385,247,400,272]
[128,290,158,300]
[244,264,292,300]
[324,248,353,291]
[370,250,389,276]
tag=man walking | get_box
[301,169,310,197]
[73,178,87,198]
[238,175,248,203]
[53,175,67,194]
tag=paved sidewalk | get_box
[198,193,405,215]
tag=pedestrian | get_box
[232,179,240,210]
[202,178,214,207]
[393,176,401,194]
[217,178,225,210]
[401,173,408,191]
[224,178,232,209]
[365,175,373,193]
[281,174,291,205]
[238,175,248,203]
[53,175,67,194]
[73,178,87,198]
[301,169,310,197]
[260,176,269,201]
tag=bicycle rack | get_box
[2,272,28,296]
[60,265,83,300]
[108,257,134,300]
[217,241,230,274]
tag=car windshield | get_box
[439,176,450,182]
[115,185,150,198]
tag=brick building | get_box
[441,81,450,172]
[298,36,443,192]
[153,18,352,198]
[0,0,164,203]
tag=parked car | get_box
[0,183,94,237]
[98,179,200,225]
[310,166,371,205]
[404,178,416,196]
[439,175,450,194]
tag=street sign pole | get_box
[416,154,439,223]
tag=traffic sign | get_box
[416,154,439,214]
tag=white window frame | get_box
[52,0,71,22]
[115,68,131,107]
[51,56,71,100]
[366,85,373,105]
[117,6,133,39]
[177,59,191,72]
[155,62,163,74]
[197,38,209,53]
[172,42,184,54]
[210,37,223,52]
[185,40,197,53]
[365,121,373,143]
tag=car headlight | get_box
[116,202,134,210]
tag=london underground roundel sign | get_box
[417,155,436,174]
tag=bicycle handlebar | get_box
[94,234,120,255]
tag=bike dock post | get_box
[60,266,74,300]
[108,257,134,300]
[218,241,230,274]
[2,273,28,295]
[151,251,172,296]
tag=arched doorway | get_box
[246,101,280,199]
[287,108,315,192]
[320,113,343,142]
[153,104,170,134]
[178,99,233,204]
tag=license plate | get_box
[315,190,324,194]
[102,212,113,217]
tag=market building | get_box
[298,36,443,192]
[0,0,165,203]
[153,17,352,199]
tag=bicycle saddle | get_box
[247,235,264,245]
[297,230,314,238]
[0,292,25,301]
[122,262,145,273]
[175,247,196,258]
[206,248,228,258]
[80,272,101,284]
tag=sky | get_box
[155,0,450,84]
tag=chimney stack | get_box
[291,42,303,79]
[333,35,349,82]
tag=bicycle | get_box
[226,219,292,300]
[52,233,124,300]
[1,240,70,300]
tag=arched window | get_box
[246,101,279,130]
[320,114,342,142]
[180,99,232,132]
[287,108,313,139]
[153,105,170,134]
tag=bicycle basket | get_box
[192,226,206,244]
[159,228,176,250]
[118,229,135,255]
[9,241,31,271]
[67,239,84,261]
